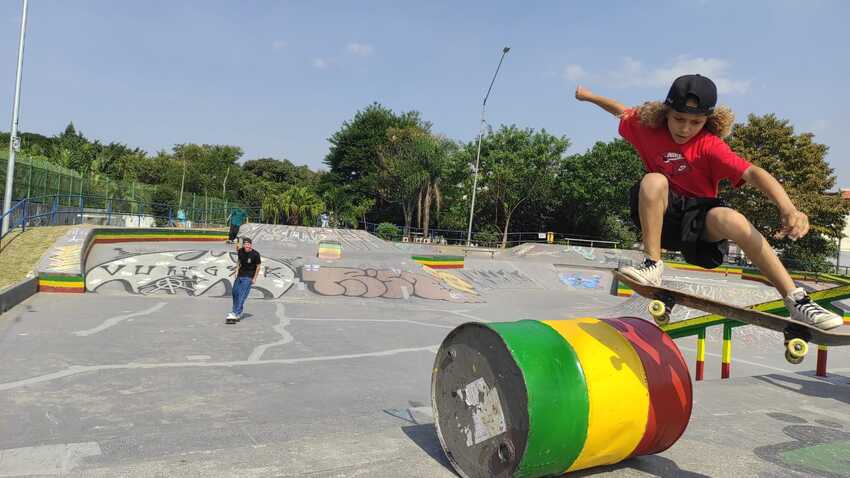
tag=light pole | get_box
[466,46,510,247]
[2,0,29,236]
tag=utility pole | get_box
[2,0,29,236]
[466,46,510,247]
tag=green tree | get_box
[555,139,644,241]
[723,114,849,271]
[323,103,426,216]
[477,126,569,247]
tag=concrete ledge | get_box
[0,276,38,315]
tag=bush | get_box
[376,222,401,241]
[473,225,500,247]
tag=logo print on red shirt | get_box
[660,152,690,176]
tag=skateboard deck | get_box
[613,270,850,348]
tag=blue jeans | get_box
[232,277,253,315]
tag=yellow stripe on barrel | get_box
[543,318,649,472]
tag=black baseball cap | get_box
[241,237,252,244]
[664,74,717,115]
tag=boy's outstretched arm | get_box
[741,166,810,240]
[575,85,627,117]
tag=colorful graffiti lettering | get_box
[559,272,602,289]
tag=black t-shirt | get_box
[237,249,261,278]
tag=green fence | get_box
[1,150,239,222]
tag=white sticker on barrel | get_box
[458,377,507,446]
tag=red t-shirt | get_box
[618,108,752,198]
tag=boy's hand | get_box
[575,85,593,102]
[776,208,810,241]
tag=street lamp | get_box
[2,0,29,236]
[466,46,510,247]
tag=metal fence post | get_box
[51,194,58,225]
[22,198,28,232]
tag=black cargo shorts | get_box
[628,181,729,269]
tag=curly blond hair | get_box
[634,101,735,138]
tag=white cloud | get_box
[563,64,588,81]
[575,56,751,95]
[347,43,374,57]
[312,58,329,69]
[272,40,288,50]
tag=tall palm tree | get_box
[261,194,281,224]
[280,186,325,226]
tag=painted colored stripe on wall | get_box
[39,279,84,288]
[412,255,464,269]
[543,318,649,472]
[39,274,84,283]
[39,284,85,293]
[601,317,692,457]
[487,320,590,476]
[94,235,224,243]
[667,262,742,275]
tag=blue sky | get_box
[2,1,849,187]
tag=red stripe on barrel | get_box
[602,317,692,456]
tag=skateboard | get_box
[613,270,850,364]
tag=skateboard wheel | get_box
[785,338,808,362]
[648,300,666,318]
[785,350,804,365]
[654,313,671,326]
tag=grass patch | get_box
[0,225,75,290]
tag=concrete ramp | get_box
[240,224,393,252]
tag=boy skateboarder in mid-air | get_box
[575,74,842,330]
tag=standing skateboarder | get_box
[227,237,261,323]
[575,74,842,330]
[226,207,247,243]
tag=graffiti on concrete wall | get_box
[86,250,295,299]
[241,224,389,251]
[39,227,87,274]
[453,269,537,291]
[300,266,481,303]
[559,272,602,289]
[511,243,635,267]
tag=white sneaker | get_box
[226,312,236,320]
[619,258,664,287]
[785,288,843,330]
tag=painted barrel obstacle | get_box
[431,317,692,478]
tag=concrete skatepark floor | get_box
[1,228,849,477]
